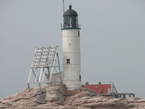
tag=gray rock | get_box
[36,93,46,104]
[45,89,65,104]
[0,106,9,109]
[36,89,46,104]
[36,88,43,95]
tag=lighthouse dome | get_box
[64,5,78,16]
[63,5,80,29]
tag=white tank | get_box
[62,29,81,90]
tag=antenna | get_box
[63,0,65,14]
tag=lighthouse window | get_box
[79,75,81,81]
[67,59,70,64]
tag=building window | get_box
[67,59,70,64]
[79,75,81,81]
[78,31,80,36]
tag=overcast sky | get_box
[0,0,145,99]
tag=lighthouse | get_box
[62,5,81,90]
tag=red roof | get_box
[82,84,111,94]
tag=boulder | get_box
[45,87,65,104]
[36,88,46,104]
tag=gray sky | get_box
[0,0,145,99]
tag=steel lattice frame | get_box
[28,46,62,86]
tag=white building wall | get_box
[62,29,81,90]
[51,72,63,84]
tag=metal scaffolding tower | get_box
[27,46,62,88]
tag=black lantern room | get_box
[63,5,80,29]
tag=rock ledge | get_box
[0,84,145,109]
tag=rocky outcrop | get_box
[0,84,145,109]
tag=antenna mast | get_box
[63,0,65,14]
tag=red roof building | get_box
[82,82,111,94]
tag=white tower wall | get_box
[62,29,81,90]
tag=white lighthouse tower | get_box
[62,5,81,90]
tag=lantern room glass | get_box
[63,16,78,29]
